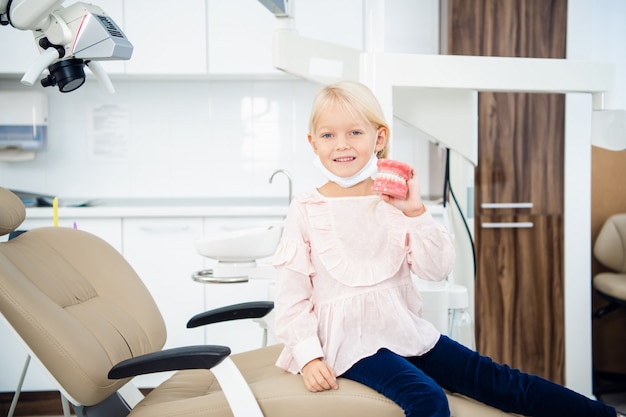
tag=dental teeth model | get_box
[371,159,411,199]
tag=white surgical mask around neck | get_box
[313,152,378,188]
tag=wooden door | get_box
[448,0,567,383]
[476,214,564,381]
[475,93,564,215]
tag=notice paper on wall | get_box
[88,104,130,162]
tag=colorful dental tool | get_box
[53,197,58,227]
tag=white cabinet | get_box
[293,0,364,50]
[17,217,123,253]
[205,0,365,75]
[0,0,439,77]
[0,320,54,391]
[123,0,208,74]
[206,0,365,75]
[121,217,206,387]
[293,0,439,53]
[383,0,440,54]
[121,215,281,387]
[206,0,279,75]
[121,218,206,345]
[198,216,280,353]
[201,279,274,353]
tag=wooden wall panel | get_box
[591,146,626,375]
[448,0,567,58]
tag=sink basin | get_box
[195,222,284,263]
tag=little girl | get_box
[271,80,622,417]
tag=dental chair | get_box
[593,213,626,318]
[592,213,626,395]
[0,186,517,417]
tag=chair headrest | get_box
[0,187,26,236]
[594,213,626,273]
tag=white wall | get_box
[563,0,626,396]
[0,78,434,200]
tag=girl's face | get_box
[308,101,387,179]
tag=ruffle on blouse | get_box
[304,194,408,287]
[272,238,315,277]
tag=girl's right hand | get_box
[301,358,339,392]
[380,168,426,217]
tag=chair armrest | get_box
[108,345,231,379]
[186,301,274,328]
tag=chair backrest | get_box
[0,187,167,406]
[594,213,626,273]
[0,187,25,236]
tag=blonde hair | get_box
[308,81,390,158]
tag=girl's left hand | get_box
[380,168,426,217]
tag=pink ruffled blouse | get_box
[272,190,455,376]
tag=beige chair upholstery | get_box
[593,213,626,316]
[592,213,626,395]
[0,186,517,417]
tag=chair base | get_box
[594,370,626,397]
[593,301,621,319]
[74,392,131,417]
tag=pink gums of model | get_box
[371,159,412,199]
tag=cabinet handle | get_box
[138,226,192,234]
[480,202,533,209]
[191,269,249,284]
[480,222,534,229]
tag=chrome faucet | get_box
[269,169,293,204]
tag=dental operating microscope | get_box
[0,0,132,93]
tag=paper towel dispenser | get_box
[0,90,48,160]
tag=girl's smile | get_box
[333,156,358,166]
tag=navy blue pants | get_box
[341,335,616,417]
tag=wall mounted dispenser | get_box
[0,90,48,161]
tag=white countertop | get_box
[25,198,290,219]
[24,198,444,219]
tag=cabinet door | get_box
[383,0,439,54]
[473,92,565,384]
[124,0,207,74]
[293,0,363,50]
[202,279,273,353]
[292,0,436,53]
[18,217,123,253]
[206,0,364,75]
[0,319,56,391]
[475,93,564,216]
[475,214,564,382]
[198,216,281,353]
[207,0,280,75]
[122,218,205,388]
